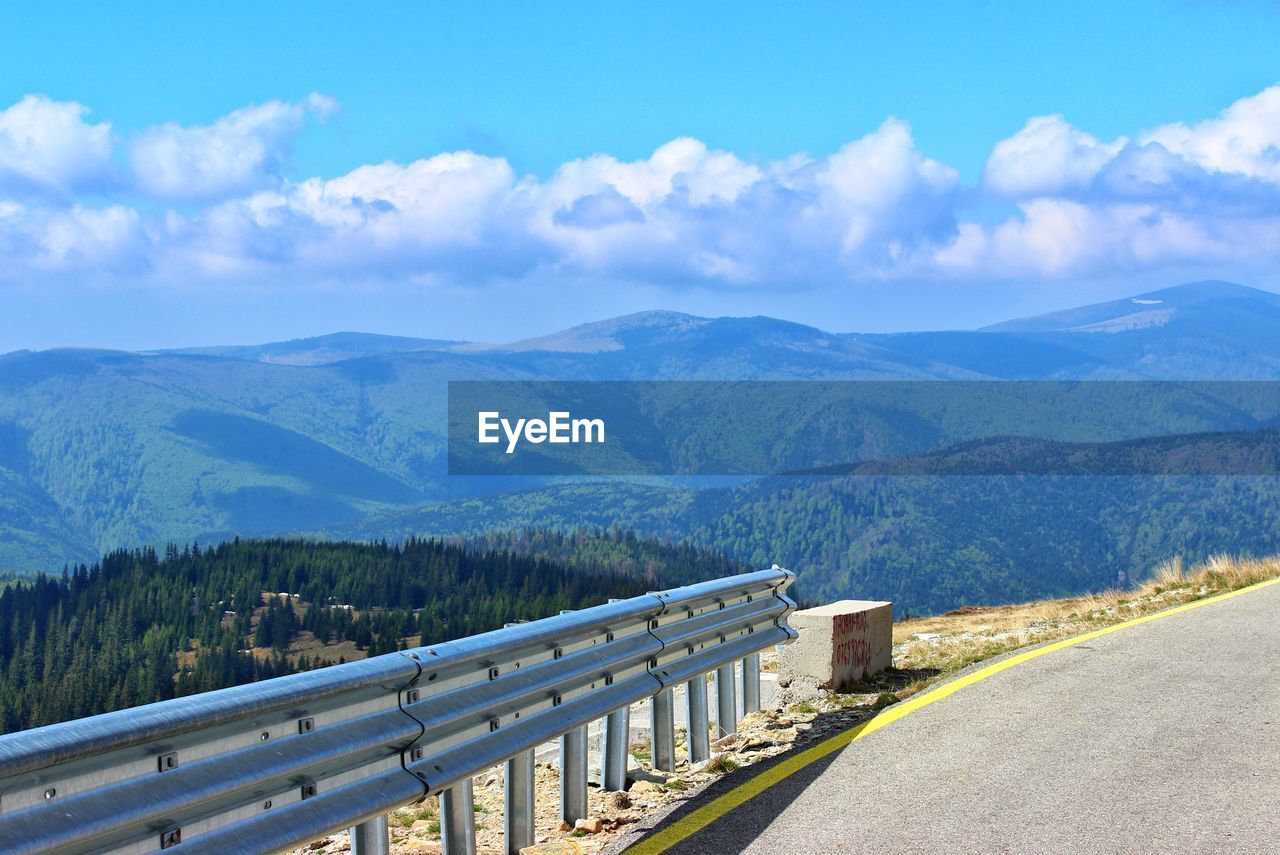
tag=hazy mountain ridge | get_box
[981,281,1276,332]
[2,280,1280,575]
[161,332,465,365]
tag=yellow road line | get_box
[625,576,1280,854]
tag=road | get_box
[627,581,1280,853]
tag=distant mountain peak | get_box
[460,310,714,353]
[982,281,1280,334]
[1139,280,1263,300]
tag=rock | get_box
[605,791,632,810]
[410,820,434,834]
[307,840,330,851]
[628,780,663,796]
[574,817,603,834]
[399,840,439,855]
[483,774,499,788]
[711,733,738,749]
[557,819,572,832]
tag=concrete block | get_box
[778,600,892,692]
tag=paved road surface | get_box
[640,583,1280,853]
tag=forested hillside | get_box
[328,470,1280,616]
[6,281,1280,572]
[4,280,1280,639]
[0,532,744,733]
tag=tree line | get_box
[0,532,744,734]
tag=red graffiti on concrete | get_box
[832,611,872,671]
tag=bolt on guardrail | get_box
[0,567,795,854]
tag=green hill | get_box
[3,281,1280,613]
[325,440,1280,615]
[0,531,742,733]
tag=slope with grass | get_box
[891,552,1280,677]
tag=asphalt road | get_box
[643,583,1280,854]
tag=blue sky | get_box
[2,1,1280,349]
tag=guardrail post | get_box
[742,652,762,714]
[716,662,738,738]
[439,779,477,855]
[602,705,630,790]
[560,725,588,824]
[349,815,389,855]
[686,674,711,763]
[504,749,535,854]
[650,688,677,772]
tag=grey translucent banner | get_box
[446,381,1280,476]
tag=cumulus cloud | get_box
[933,199,1236,277]
[984,114,1126,197]
[0,202,142,273]
[0,95,114,196]
[130,93,337,200]
[546,137,763,208]
[4,85,1280,290]
[552,188,645,228]
[948,84,1280,277]
[1141,85,1280,183]
[143,119,957,287]
[981,85,1280,203]
[528,120,957,283]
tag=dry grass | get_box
[702,754,740,775]
[894,553,1280,676]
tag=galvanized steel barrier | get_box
[0,567,796,854]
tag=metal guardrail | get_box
[0,567,796,854]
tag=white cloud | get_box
[152,149,542,282]
[933,197,1279,279]
[530,119,957,284]
[131,93,337,200]
[0,202,142,274]
[546,137,763,208]
[957,86,1280,278]
[4,86,1280,290]
[0,95,114,196]
[36,205,142,269]
[1141,85,1280,183]
[148,119,956,288]
[984,114,1126,197]
[814,118,958,259]
[982,86,1280,203]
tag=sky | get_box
[2,1,1280,350]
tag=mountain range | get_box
[3,280,1280,612]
